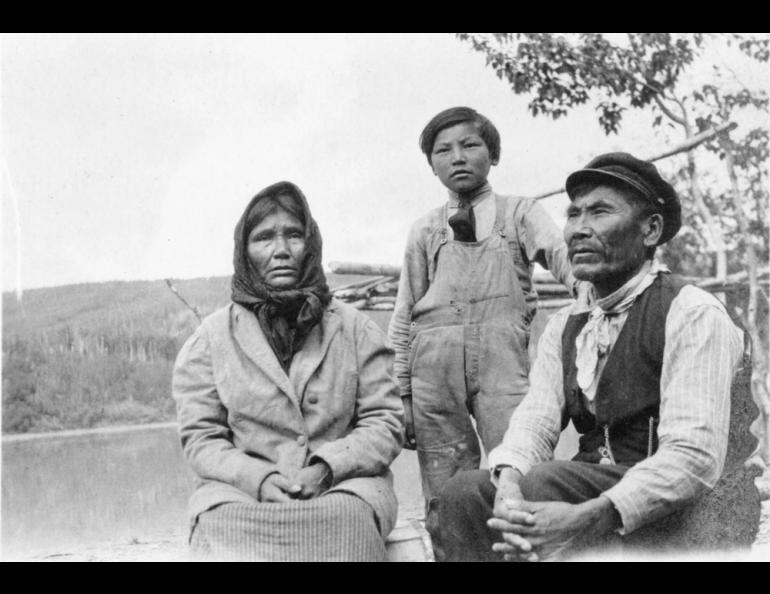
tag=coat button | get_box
[297,435,306,446]
[307,394,319,404]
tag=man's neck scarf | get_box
[231,181,331,371]
[575,259,669,399]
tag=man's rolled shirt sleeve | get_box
[487,307,570,481]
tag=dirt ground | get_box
[22,491,770,562]
[11,455,770,562]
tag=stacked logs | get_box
[331,275,400,310]
[329,261,769,311]
[329,261,573,311]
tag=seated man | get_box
[439,152,761,561]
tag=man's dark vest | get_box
[561,273,758,471]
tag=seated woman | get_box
[172,181,404,561]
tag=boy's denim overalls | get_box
[408,195,532,556]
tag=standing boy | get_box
[389,106,575,559]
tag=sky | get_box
[1,33,763,293]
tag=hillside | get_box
[2,273,370,336]
[1,273,383,434]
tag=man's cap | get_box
[565,152,681,244]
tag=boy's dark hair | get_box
[418,106,501,165]
[570,179,659,259]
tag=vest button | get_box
[297,435,306,446]
[307,394,319,404]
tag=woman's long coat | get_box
[172,299,404,536]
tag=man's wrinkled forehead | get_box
[566,184,643,214]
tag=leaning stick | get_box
[165,279,203,323]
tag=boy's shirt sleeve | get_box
[517,198,575,293]
[388,220,431,398]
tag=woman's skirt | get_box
[190,492,387,561]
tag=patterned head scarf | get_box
[231,181,331,370]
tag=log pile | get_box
[329,261,769,311]
[329,261,573,311]
[331,275,400,310]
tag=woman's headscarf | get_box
[231,181,332,371]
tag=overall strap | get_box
[493,194,508,237]
[423,205,448,283]
[439,203,449,241]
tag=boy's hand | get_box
[402,395,416,449]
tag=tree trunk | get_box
[685,145,728,281]
[673,105,728,292]
[720,131,770,464]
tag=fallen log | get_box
[366,296,396,305]
[372,281,400,294]
[331,275,390,292]
[537,298,575,310]
[329,261,401,278]
[334,276,394,296]
[532,283,572,296]
[368,303,398,311]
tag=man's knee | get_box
[439,469,494,516]
[519,461,574,501]
[438,469,501,562]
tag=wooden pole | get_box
[529,121,738,201]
